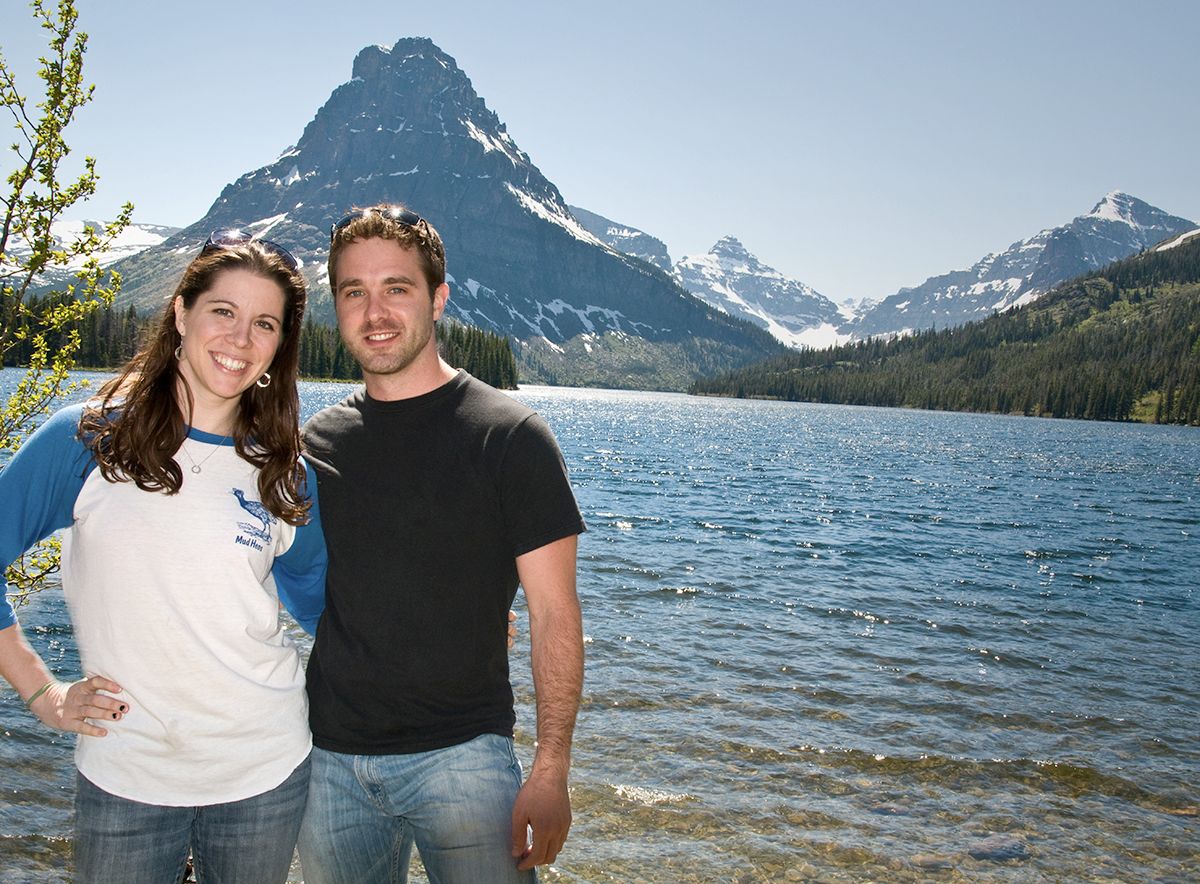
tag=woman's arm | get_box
[0,623,126,736]
[1,404,95,629]
[1,403,125,733]
[272,458,328,635]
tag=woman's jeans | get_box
[73,754,310,884]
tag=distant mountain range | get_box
[571,211,848,348]
[691,227,1200,425]
[576,192,1197,348]
[58,37,1195,386]
[848,191,1197,338]
[11,220,178,285]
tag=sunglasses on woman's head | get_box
[201,229,299,272]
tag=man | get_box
[298,205,585,883]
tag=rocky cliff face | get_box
[109,38,780,387]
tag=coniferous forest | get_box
[691,235,1200,425]
[3,305,519,391]
[293,317,517,389]
[8,235,1199,417]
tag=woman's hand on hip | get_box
[29,675,128,737]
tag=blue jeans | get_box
[298,735,535,884]
[73,754,309,884]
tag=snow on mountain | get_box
[104,37,780,388]
[837,296,880,323]
[7,220,178,283]
[674,236,846,349]
[57,220,179,265]
[568,205,673,272]
[1156,227,1200,252]
[851,191,1198,338]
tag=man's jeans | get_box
[73,754,309,883]
[298,734,535,884]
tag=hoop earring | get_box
[175,341,184,361]
[256,372,272,389]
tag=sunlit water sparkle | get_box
[1,371,1196,881]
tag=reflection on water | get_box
[1,372,1197,880]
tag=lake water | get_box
[2,370,1197,881]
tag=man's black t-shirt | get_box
[301,370,585,755]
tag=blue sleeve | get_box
[272,458,327,635]
[1,403,95,630]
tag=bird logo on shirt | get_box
[232,488,277,543]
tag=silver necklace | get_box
[179,436,227,474]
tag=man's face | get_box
[333,237,449,379]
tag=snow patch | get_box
[247,214,288,239]
[50,220,172,254]
[1156,227,1200,252]
[463,119,520,165]
[1088,191,1135,225]
[1008,289,1042,309]
[505,184,607,249]
[793,322,852,350]
[4,219,180,281]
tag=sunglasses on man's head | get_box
[330,207,424,242]
[201,229,299,272]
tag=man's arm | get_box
[509,533,583,871]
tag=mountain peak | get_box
[106,36,782,389]
[675,238,842,349]
[713,235,748,254]
[352,37,456,80]
[391,36,440,53]
[1081,190,1179,230]
[1085,190,1142,224]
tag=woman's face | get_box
[173,267,287,428]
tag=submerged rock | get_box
[911,853,955,870]
[968,834,1029,862]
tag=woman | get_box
[0,231,327,883]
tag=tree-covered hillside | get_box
[691,234,1200,425]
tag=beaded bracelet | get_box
[24,681,54,709]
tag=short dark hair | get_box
[328,204,446,295]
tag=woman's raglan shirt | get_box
[0,402,328,806]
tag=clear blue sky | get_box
[2,0,1196,303]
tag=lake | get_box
[2,370,1197,881]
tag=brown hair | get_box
[78,241,310,524]
[327,204,446,295]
